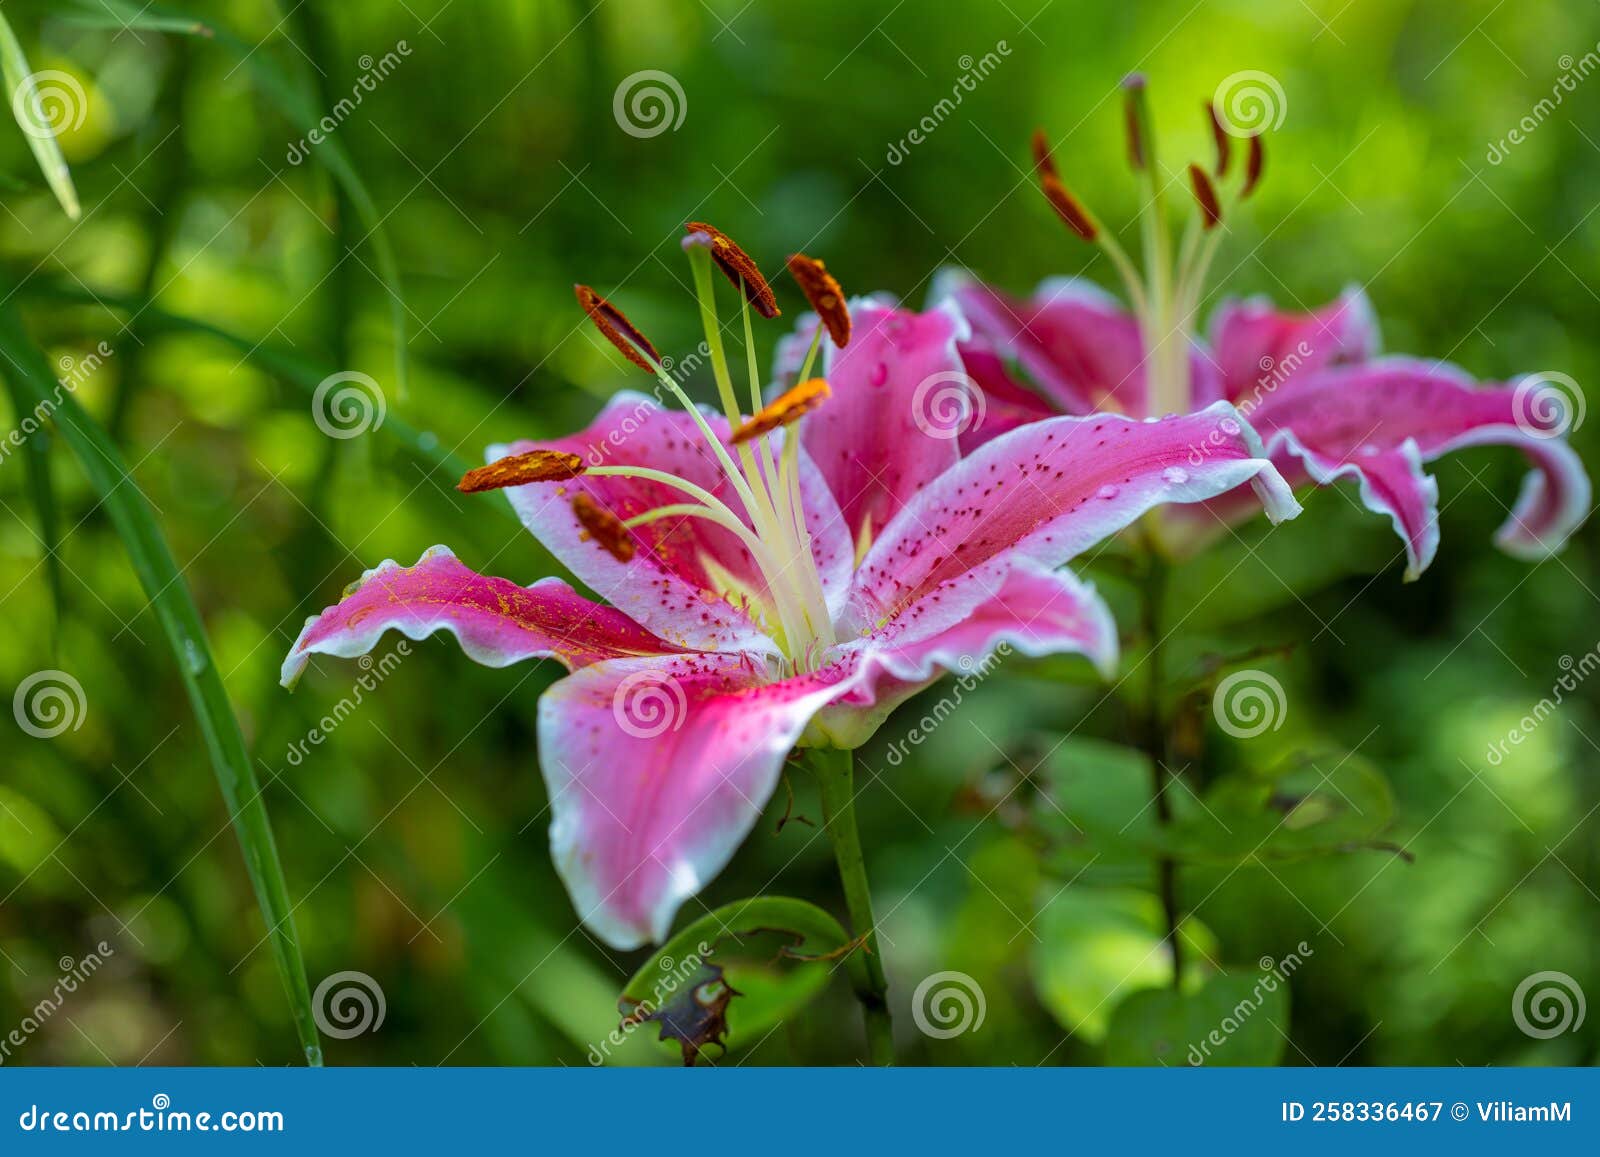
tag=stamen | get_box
[1122,74,1148,171]
[1242,134,1265,199]
[1188,164,1222,230]
[574,285,661,372]
[1206,102,1231,176]
[572,493,635,562]
[1031,127,1057,179]
[786,254,852,348]
[684,221,780,319]
[729,378,831,445]
[1040,172,1098,241]
[458,450,586,493]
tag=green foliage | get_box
[1032,885,1218,1042]
[0,299,319,1062]
[1104,970,1289,1066]
[620,897,860,1065]
[0,8,79,218]
[0,0,1594,1067]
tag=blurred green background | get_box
[0,0,1597,1066]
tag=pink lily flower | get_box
[936,78,1589,579]
[281,226,1299,949]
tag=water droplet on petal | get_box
[1096,484,1120,500]
[1162,467,1189,486]
[868,362,889,387]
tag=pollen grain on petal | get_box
[458,450,586,493]
[786,253,851,348]
[729,378,831,445]
[1188,163,1222,230]
[572,492,636,562]
[1040,172,1098,241]
[574,284,661,373]
[1242,134,1265,199]
[685,220,780,318]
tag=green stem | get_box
[809,746,894,1065]
[1142,555,1184,988]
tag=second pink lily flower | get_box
[937,79,1588,579]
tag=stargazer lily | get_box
[281,223,1300,953]
[936,76,1589,579]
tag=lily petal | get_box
[798,299,971,550]
[1252,358,1588,577]
[1210,286,1379,405]
[490,392,850,655]
[937,270,1225,423]
[951,338,1061,452]
[810,561,1118,748]
[539,651,851,949]
[280,545,673,687]
[848,402,1300,624]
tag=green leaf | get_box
[1037,738,1397,869]
[619,897,860,1065]
[63,0,409,394]
[0,299,321,1064]
[1031,885,1218,1043]
[0,7,81,219]
[1164,750,1397,864]
[1104,969,1289,1066]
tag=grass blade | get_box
[0,8,81,219]
[56,0,213,37]
[0,298,322,1064]
[65,0,408,394]
[0,373,63,651]
[30,280,483,497]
